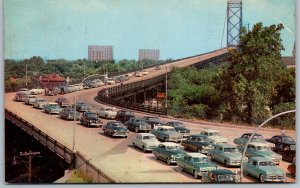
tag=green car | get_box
[181,134,214,154]
[233,133,275,148]
[239,142,282,165]
[207,143,248,167]
[165,122,191,138]
[152,142,186,165]
[43,102,62,114]
[243,157,286,182]
[202,169,239,183]
[177,153,218,179]
[151,126,183,142]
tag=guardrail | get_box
[5,109,115,183]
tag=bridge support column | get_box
[72,150,77,169]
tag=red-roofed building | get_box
[39,74,66,89]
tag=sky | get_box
[4,0,296,61]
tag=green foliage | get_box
[67,170,93,183]
[270,102,295,129]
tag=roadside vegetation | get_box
[168,23,295,128]
[67,170,93,183]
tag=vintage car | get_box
[33,98,48,109]
[89,80,104,88]
[106,78,116,85]
[181,134,215,154]
[152,142,186,165]
[177,153,218,179]
[151,126,183,143]
[29,88,44,95]
[97,108,117,119]
[234,133,275,148]
[239,142,282,165]
[165,121,191,138]
[59,108,80,120]
[142,71,149,75]
[143,116,164,129]
[45,87,58,96]
[207,143,248,167]
[134,71,143,77]
[43,102,62,114]
[132,133,160,152]
[266,135,296,162]
[155,65,161,70]
[115,110,135,123]
[243,157,286,182]
[80,112,103,127]
[202,169,239,183]
[75,102,92,112]
[55,97,71,108]
[124,117,152,133]
[14,92,28,102]
[199,129,228,144]
[24,95,37,105]
[102,121,129,138]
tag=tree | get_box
[219,23,285,124]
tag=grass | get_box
[67,170,94,183]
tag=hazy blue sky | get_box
[4,0,295,60]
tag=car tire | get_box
[193,171,199,179]
[87,123,90,128]
[244,170,248,176]
[155,154,159,160]
[164,137,167,142]
[166,158,171,165]
[225,160,230,167]
[105,115,108,119]
[179,166,183,171]
[80,120,83,124]
[135,127,139,133]
[197,148,202,153]
[142,146,146,153]
[259,174,265,183]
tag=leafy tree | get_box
[219,23,285,124]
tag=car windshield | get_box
[256,146,269,151]
[166,146,181,150]
[217,175,235,182]
[164,128,176,132]
[282,136,294,143]
[124,111,134,115]
[196,137,205,142]
[87,113,98,118]
[173,123,184,128]
[252,135,264,140]
[111,122,123,127]
[143,136,156,140]
[259,161,276,166]
[224,148,238,152]
[203,131,219,136]
[193,157,209,163]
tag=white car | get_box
[199,129,228,144]
[29,88,44,95]
[142,71,149,75]
[134,71,143,77]
[106,79,116,85]
[33,98,48,109]
[97,108,117,119]
[132,133,160,152]
[24,95,37,105]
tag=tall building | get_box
[88,45,113,61]
[139,49,160,61]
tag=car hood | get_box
[195,162,218,170]
[168,149,186,156]
[113,127,128,131]
[259,166,285,175]
[208,136,228,143]
[144,139,160,146]
[253,150,281,158]
[223,152,243,159]
[88,117,99,121]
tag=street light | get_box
[239,109,296,182]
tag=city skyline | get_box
[4,0,295,60]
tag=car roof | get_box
[215,143,236,148]
[160,142,180,147]
[137,133,156,137]
[185,153,207,158]
[250,157,273,163]
[202,129,219,133]
[211,169,235,175]
[248,142,270,147]
[157,126,175,129]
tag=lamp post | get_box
[25,63,28,89]
[73,95,77,151]
[239,109,296,182]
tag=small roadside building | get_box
[39,74,66,89]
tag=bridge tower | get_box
[227,0,243,46]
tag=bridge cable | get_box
[220,8,227,48]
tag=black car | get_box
[102,121,129,138]
[165,122,191,138]
[181,134,215,154]
[115,110,135,123]
[143,116,164,129]
[80,112,103,127]
[266,135,296,162]
[124,117,151,133]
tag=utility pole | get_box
[73,95,77,151]
[25,63,28,89]
[19,150,40,183]
[165,60,168,115]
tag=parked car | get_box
[234,133,275,148]
[177,153,218,179]
[66,85,76,93]
[97,108,117,119]
[124,117,152,133]
[199,129,228,144]
[43,102,62,114]
[74,84,84,91]
[45,88,58,96]
[132,133,160,152]
[14,92,28,102]
[152,142,186,165]
[29,88,44,95]
[33,98,48,109]
[55,97,71,108]
[106,78,116,85]
[115,110,135,123]
[207,143,248,167]
[134,71,143,77]
[165,122,190,138]
[102,121,129,138]
[83,84,90,89]
[143,116,164,129]
[75,102,92,112]
[24,95,37,105]
[266,135,296,162]
[151,126,183,143]
[181,134,215,154]
[155,65,161,70]
[89,80,104,88]
[243,157,286,182]
[202,169,239,183]
[18,88,29,93]
[239,142,282,165]
[59,108,80,120]
[142,71,149,75]
[80,112,103,127]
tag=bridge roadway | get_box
[5,49,296,183]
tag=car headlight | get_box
[113,130,117,133]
